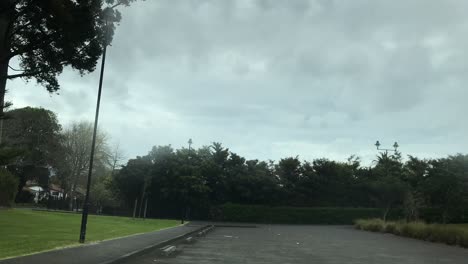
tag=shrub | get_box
[459,230,468,248]
[404,222,430,240]
[354,219,366,230]
[355,218,468,248]
[0,169,19,207]
[353,218,386,232]
[384,221,398,234]
[366,219,386,232]
[429,225,460,245]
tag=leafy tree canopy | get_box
[0,0,138,113]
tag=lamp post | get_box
[375,140,399,154]
[374,140,399,179]
[181,138,193,224]
[79,20,110,244]
[187,138,193,219]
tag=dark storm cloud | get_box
[7,0,468,163]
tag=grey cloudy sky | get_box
[7,0,468,163]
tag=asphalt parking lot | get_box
[120,225,468,264]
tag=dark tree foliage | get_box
[421,155,468,223]
[1,107,61,201]
[0,111,465,223]
[113,143,468,222]
[0,109,461,222]
[3,107,61,166]
[113,156,150,208]
[0,0,137,115]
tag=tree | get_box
[199,143,229,205]
[276,157,302,204]
[403,156,429,188]
[2,107,61,165]
[109,140,468,223]
[148,145,187,218]
[401,156,429,221]
[54,121,108,209]
[231,159,279,205]
[369,176,407,221]
[403,190,424,222]
[113,155,150,210]
[310,158,358,206]
[107,143,125,175]
[90,173,118,214]
[369,152,407,221]
[0,0,138,122]
[1,107,61,201]
[422,155,468,223]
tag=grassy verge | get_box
[355,218,468,248]
[0,209,180,259]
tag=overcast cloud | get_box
[7,0,468,164]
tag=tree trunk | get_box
[442,209,448,224]
[383,204,391,222]
[0,4,14,144]
[0,60,7,116]
[132,198,137,219]
[69,192,73,211]
[138,182,146,218]
[143,198,148,219]
[69,181,78,211]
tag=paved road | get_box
[121,225,468,264]
[0,224,201,264]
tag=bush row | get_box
[218,204,468,224]
[418,208,468,224]
[219,204,403,224]
[354,218,468,248]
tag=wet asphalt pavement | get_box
[120,225,468,264]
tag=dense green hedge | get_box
[218,204,468,224]
[219,204,403,224]
[418,208,468,224]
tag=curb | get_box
[102,225,214,264]
[214,224,257,228]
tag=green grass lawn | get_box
[0,209,180,259]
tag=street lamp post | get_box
[79,21,110,244]
[375,140,399,154]
[374,140,399,179]
[181,139,193,224]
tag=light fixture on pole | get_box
[375,140,399,154]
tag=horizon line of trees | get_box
[1,106,467,224]
[115,144,468,223]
